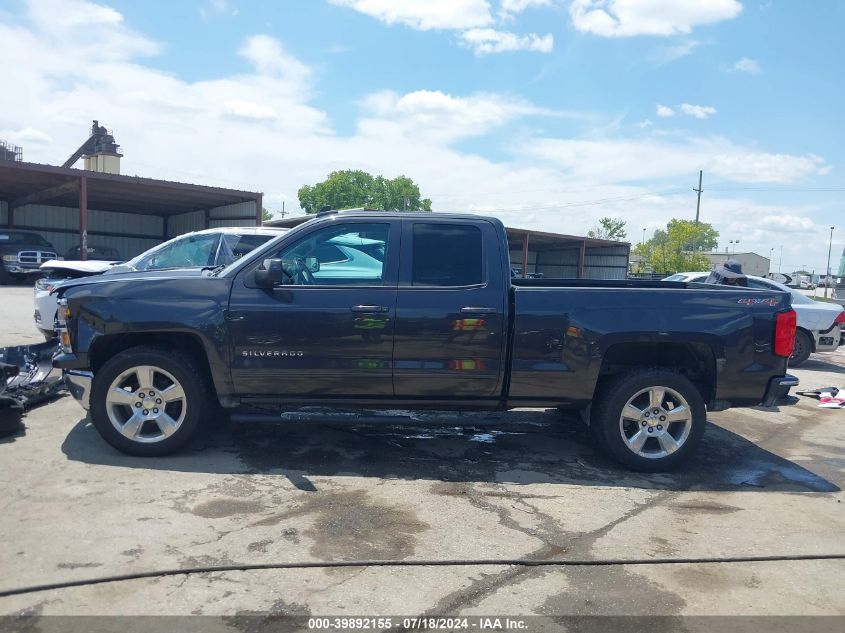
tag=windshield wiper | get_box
[206,264,227,277]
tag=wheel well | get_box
[795,326,815,352]
[599,342,716,403]
[89,332,215,388]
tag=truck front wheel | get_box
[592,368,706,472]
[90,346,209,456]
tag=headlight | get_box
[2,254,18,262]
[35,278,54,291]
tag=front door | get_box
[228,220,399,397]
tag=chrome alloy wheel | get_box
[618,386,692,459]
[105,365,187,443]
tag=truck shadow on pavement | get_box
[799,356,845,374]
[61,409,840,494]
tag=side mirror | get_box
[254,258,285,287]
[305,256,320,273]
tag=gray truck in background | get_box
[0,229,58,285]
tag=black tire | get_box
[90,346,210,456]
[789,330,812,367]
[591,368,706,472]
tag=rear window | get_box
[411,223,483,287]
[0,232,52,247]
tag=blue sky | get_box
[1,0,843,273]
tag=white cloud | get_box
[459,28,553,55]
[656,104,674,117]
[680,103,716,119]
[758,214,816,232]
[730,57,761,73]
[520,137,829,184]
[358,89,555,142]
[0,127,53,145]
[569,0,743,37]
[499,0,551,19]
[223,99,277,121]
[651,39,700,65]
[199,0,239,19]
[238,35,311,86]
[329,0,493,30]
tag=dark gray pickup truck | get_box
[0,229,58,284]
[54,211,798,470]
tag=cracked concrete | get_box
[0,285,843,620]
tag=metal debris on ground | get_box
[0,340,65,436]
[796,386,845,409]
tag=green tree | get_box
[633,219,719,274]
[298,170,432,214]
[587,217,627,241]
[261,207,273,222]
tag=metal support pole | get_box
[79,176,88,261]
[825,226,834,299]
[694,170,703,224]
[578,240,586,278]
[521,233,529,278]
[255,194,263,226]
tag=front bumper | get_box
[762,374,799,407]
[4,265,42,275]
[64,370,93,411]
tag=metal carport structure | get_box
[0,161,263,260]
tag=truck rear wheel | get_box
[90,346,209,456]
[592,368,705,472]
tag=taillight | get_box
[774,310,797,357]
[835,312,845,325]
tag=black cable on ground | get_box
[1,553,844,599]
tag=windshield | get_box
[120,233,220,272]
[0,231,52,247]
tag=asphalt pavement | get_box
[0,285,843,625]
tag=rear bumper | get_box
[762,374,799,407]
[64,370,93,411]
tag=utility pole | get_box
[641,228,646,245]
[280,201,286,218]
[693,170,703,224]
[825,226,835,299]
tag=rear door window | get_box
[411,223,483,287]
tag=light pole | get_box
[769,247,774,276]
[729,239,740,255]
[825,226,835,299]
[779,245,783,273]
[641,228,646,245]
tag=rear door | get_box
[392,219,507,399]
[228,219,400,397]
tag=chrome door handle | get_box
[350,305,389,313]
[460,306,497,314]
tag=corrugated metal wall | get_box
[0,200,7,225]
[166,210,205,238]
[11,203,163,259]
[583,245,629,280]
[166,201,257,238]
[508,241,630,279]
[209,201,257,227]
[536,249,580,277]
